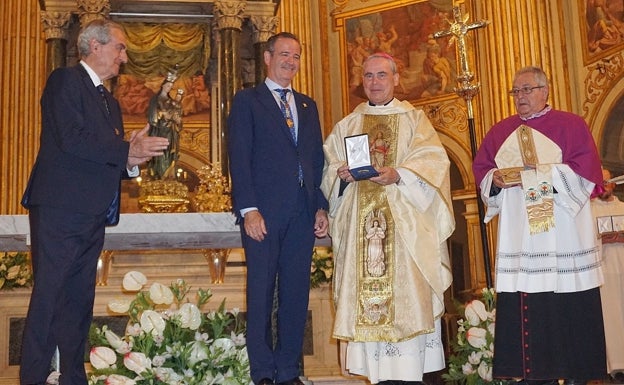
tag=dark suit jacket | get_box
[227,82,328,222]
[22,64,129,220]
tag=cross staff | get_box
[434,6,494,288]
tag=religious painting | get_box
[334,0,459,112]
[579,0,624,64]
[112,22,213,127]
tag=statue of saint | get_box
[147,69,184,180]
[365,210,387,277]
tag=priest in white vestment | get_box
[321,53,454,385]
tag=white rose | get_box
[122,271,147,291]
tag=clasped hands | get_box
[126,124,170,168]
[336,164,400,185]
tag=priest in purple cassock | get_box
[472,66,606,385]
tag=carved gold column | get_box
[276,0,315,97]
[214,0,245,176]
[41,12,71,74]
[77,0,110,26]
[250,16,279,84]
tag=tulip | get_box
[90,346,118,369]
[153,367,183,383]
[149,282,174,305]
[466,327,487,349]
[464,300,488,326]
[461,362,475,375]
[122,271,147,291]
[124,352,151,375]
[487,321,495,337]
[104,329,124,350]
[478,361,493,381]
[230,331,246,346]
[178,303,202,330]
[140,310,166,336]
[467,351,482,365]
[105,374,137,385]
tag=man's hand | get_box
[337,164,353,183]
[127,124,169,168]
[243,210,267,242]
[314,209,329,238]
[370,167,400,186]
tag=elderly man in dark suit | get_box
[227,32,329,385]
[20,19,169,385]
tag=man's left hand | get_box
[314,209,329,238]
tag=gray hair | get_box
[514,66,548,88]
[363,52,397,74]
[77,19,124,58]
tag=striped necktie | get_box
[275,88,296,143]
[97,84,111,115]
[275,88,303,184]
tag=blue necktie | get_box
[275,88,296,143]
[97,84,111,115]
[275,88,303,184]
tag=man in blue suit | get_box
[227,32,329,385]
[20,19,169,385]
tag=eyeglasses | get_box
[508,86,544,96]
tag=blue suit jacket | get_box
[22,64,129,220]
[227,82,328,222]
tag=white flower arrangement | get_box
[87,272,251,385]
[442,288,511,385]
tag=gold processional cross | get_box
[433,6,489,119]
[433,5,494,287]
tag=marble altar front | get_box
[0,213,331,252]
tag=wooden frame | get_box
[334,0,460,113]
[579,0,624,64]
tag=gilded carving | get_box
[77,0,111,25]
[582,52,624,118]
[250,16,279,44]
[40,11,71,40]
[214,0,246,31]
[422,100,467,133]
